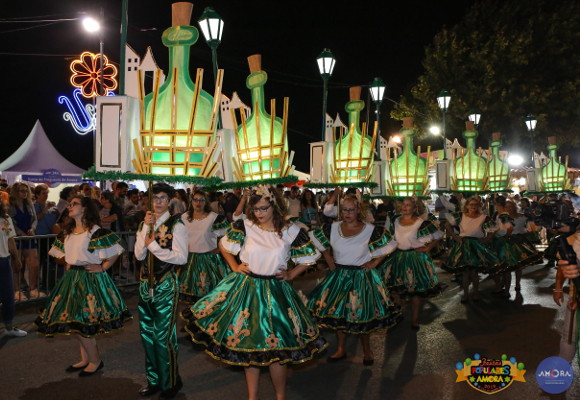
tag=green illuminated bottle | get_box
[453,121,488,192]
[235,54,287,180]
[389,117,428,197]
[487,132,510,192]
[142,3,215,175]
[334,87,373,183]
[541,136,570,191]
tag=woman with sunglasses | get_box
[444,196,502,303]
[381,197,443,330]
[35,196,131,376]
[182,185,326,400]
[177,190,230,303]
[307,194,400,366]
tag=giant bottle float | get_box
[451,121,489,192]
[538,136,571,192]
[331,86,377,183]
[136,2,223,177]
[487,132,511,192]
[230,54,292,181]
[386,117,432,197]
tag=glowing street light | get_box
[507,154,524,166]
[369,77,386,160]
[525,114,538,165]
[198,6,224,85]
[468,111,481,127]
[436,90,451,160]
[317,48,336,141]
[429,125,441,135]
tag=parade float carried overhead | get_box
[135,2,223,178]
[450,121,489,193]
[330,86,377,184]
[229,54,294,183]
[487,132,511,192]
[524,136,572,194]
[385,117,432,198]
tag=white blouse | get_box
[181,211,227,253]
[394,218,443,250]
[49,225,124,265]
[220,220,320,276]
[310,222,397,266]
[446,213,492,238]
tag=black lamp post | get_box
[316,49,336,141]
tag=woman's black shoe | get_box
[327,354,347,363]
[363,358,374,366]
[65,363,88,373]
[78,361,104,377]
[139,385,160,397]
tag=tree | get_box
[392,0,580,154]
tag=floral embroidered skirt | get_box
[35,267,132,337]
[307,266,402,334]
[492,235,544,272]
[182,272,327,367]
[442,237,504,274]
[381,250,443,298]
[178,252,231,303]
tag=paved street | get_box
[2,261,579,400]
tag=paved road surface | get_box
[2,261,579,400]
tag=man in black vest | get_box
[135,183,187,399]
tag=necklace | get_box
[72,228,89,235]
[192,213,209,221]
[257,224,276,232]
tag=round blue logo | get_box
[536,356,573,394]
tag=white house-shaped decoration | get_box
[124,45,166,99]
[220,92,251,130]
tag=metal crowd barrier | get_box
[12,231,140,304]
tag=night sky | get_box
[1,0,477,174]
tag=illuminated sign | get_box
[70,51,118,98]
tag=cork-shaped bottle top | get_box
[548,136,557,145]
[491,132,501,141]
[349,86,361,101]
[402,117,414,128]
[465,121,475,130]
[172,2,193,26]
[248,54,262,73]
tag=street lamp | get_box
[468,110,481,127]
[524,114,537,165]
[436,90,451,160]
[198,7,224,85]
[369,77,386,160]
[317,48,336,141]
[82,14,105,96]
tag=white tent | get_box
[0,120,85,185]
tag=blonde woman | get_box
[308,194,400,365]
[8,183,40,299]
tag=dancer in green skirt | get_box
[35,195,130,376]
[183,185,326,400]
[382,198,443,330]
[178,190,230,303]
[308,194,400,366]
[444,196,501,303]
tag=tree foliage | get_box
[392,0,580,153]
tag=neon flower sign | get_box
[70,51,118,98]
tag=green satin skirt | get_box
[35,268,132,337]
[182,272,327,367]
[442,237,503,274]
[492,235,544,272]
[381,250,443,298]
[178,252,231,303]
[307,267,402,334]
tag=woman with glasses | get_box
[35,196,131,376]
[381,197,443,330]
[444,196,501,303]
[8,182,40,299]
[307,194,400,366]
[182,185,326,400]
[178,190,230,303]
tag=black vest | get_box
[140,214,182,281]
